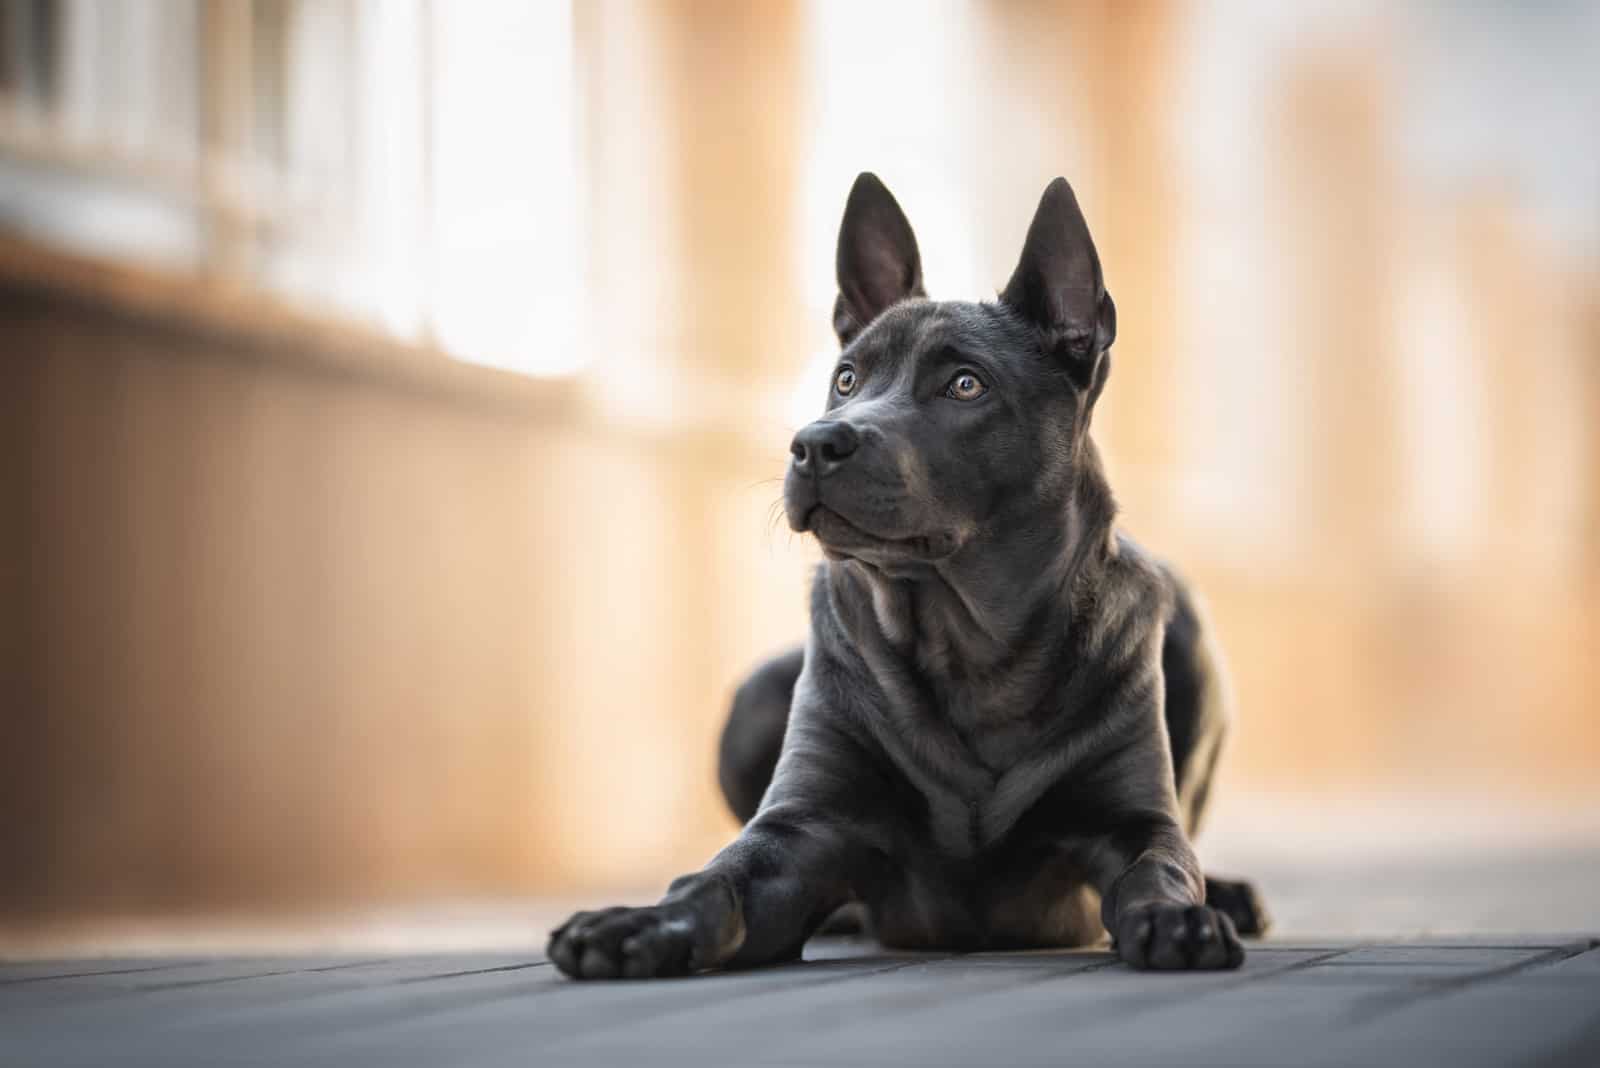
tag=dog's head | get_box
[785,173,1117,570]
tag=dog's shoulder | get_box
[1108,531,1179,610]
[1071,530,1177,663]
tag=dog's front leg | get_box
[1068,734,1245,971]
[548,804,872,979]
[1089,814,1243,970]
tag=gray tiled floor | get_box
[3,937,1597,1067]
[5,842,1599,1066]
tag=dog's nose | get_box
[790,421,860,476]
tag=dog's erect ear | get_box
[834,172,925,346]
[1001,178,1116,399]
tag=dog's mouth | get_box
[799,505,956,563]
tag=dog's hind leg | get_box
[1161,573,1228,836]
[1161,570,1272,937]
[1204,875,1272,937]
[718,647,804,824]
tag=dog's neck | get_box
[827,437,1119,689]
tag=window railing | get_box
[0,0,584,378]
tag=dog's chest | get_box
[851,572,1081,858]
[870,680,1073,860]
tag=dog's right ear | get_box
[1001,178,1116,401]
[833,172,925,346]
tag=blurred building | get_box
[1,1,1596,936]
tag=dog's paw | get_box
[547,904,708,980]
[1114,903,1245,971]
[1204,874,1271,937]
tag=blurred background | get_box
[2,0,1597,952]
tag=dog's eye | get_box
[834,366,857,396]
[944,371,988,401]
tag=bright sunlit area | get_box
[0,0,586,376]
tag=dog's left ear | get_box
[1001,178,1116,401]
[834,172,926,346]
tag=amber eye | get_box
[945,371,988,401]
[834,366,857,396]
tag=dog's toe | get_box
[1117,903,1244,971]
[548,905,701,980]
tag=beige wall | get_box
[0,264,813,922]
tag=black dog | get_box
[550,174,1268,978]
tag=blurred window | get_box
[0,0,582,378]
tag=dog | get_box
[549,173,1268,978]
